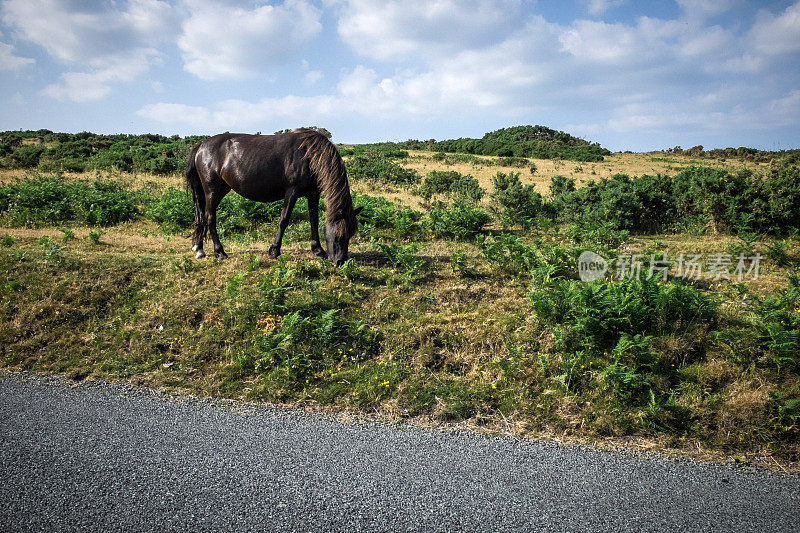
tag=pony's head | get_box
[326,206,361,266]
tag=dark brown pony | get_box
[185,129,360,265]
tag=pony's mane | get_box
[295,129,357,237]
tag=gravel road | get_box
[1,372,798,532]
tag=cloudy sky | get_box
[1,0,798,151]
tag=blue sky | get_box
[1,0,798,151]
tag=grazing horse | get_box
[185,129,360,265]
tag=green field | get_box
[1,129,798,470]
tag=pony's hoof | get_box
[195,250,206,259]
[313,248,328,259]
[268,246,280,259]
[215,253,228,261]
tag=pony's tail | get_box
[185,143,205,242]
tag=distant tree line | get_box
[665,145,800,164]
[2,128,797,176]
[397,125,613,162]
[0,129,208,175]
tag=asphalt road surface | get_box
[1,372,798,532]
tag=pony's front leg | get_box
[307,192,327,259]
[269,191,298,259]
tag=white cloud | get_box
[559,20,643,63]
[596,85,800,137]
[748,1,800,56]
[137,103,214,128]
[304,70,323,85]
[767,90,800,126]
[586,0,624,16]
[1,0,176,64]
[42,49,155,102]
[178,0,322,81]
[0,40,33,70]
[137,94,338,130]
[2,0,176,100]
[330,0,522,61]
[676,0,740,20]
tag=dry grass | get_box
[395,150,768,199]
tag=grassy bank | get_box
[1,151,799,469]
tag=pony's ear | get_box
[353,206,364,217]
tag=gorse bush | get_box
[0,175,139,226]
[491,171,543,229]
[450,176,485,203]
[345,149,419,186]
[0,130,202,174]
[418,171,485,203]
[545,164,800,235]
[426,200,491,240]
[749,162,800,231]
[419,170,462,198]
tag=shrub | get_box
[450,175,485,203]
[491,171,542,229]
[11,145,45,168]
[145,187,194,232]
[145,187,281,234]
[750,162,800,232]
[419,170,462,199]
[405,125,611,162]
[0,176,139,226]
[346,150,419,186]
[672,166,753,232]
[418,171,485,203]
[353,193,422,238]
[427,200,491,240]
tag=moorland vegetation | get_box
[1,128,798,468]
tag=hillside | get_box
[400,125,612,162]
[1,129,799,469]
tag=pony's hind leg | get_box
[269,189,298,259]
[193,223,207,258]
[205,185,230,260]
[192,216,207,258]
[307,192,327,259]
